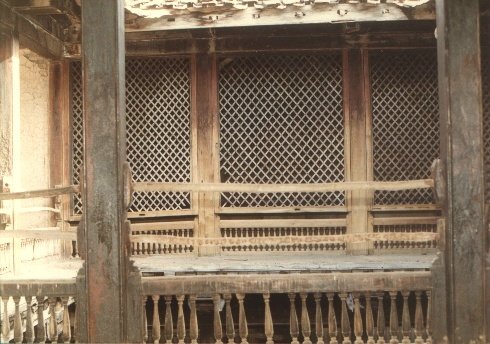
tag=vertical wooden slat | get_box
[326,293,338,344]
[353,294,363,344]
[189,295,198,344]
[236,294,248,344]
[314,293,324,344]
[224,293,235,343]
[339,293,351,344]
[79,1,130,341]
[388,292,399,344]
[143,296,148,343]
[1,297,10,343]
[213,294,223,344]
[365,293,375,344]
[61,297,71,344]
[376,294,386,344]
[13,296,22,344]
[401,292,410,344]
[288,293,299,344]
[263,293,274,344]
[300,293,312,344]
[164,296,173,344]
[176,295,186,344]
[37,297,46,344]
[152,295,161,344]
[25,296,35,344]
[435,0,485,341]
[344,48,370,254]
[413,292,424,344]
[426,291,432,344]
[48,297,57,342]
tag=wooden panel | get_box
[435,0,486,341]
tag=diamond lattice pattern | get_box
[370,50,439,205]
[218,54,345,207]
[71,58,192,214]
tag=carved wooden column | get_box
[435,0,485,341]
[78,0,140,342]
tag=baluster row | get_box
[0,295,74,344]
[143,290,431,344]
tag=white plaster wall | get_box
[15,49,55,233]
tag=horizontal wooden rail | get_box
[219,218,346,229]
[131,221,195,233]
[0,185,79,201]
[0,280,76,296]
[0,229,76,240]
[372,216,440,226]
[133,179,434,193]
[0,206,61,214]
[132,232,439,246]
[142,271,432,295]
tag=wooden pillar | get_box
[435,0,486,341]
[78,1,132,342]
[344,49,371,254]
[191,50,220,256]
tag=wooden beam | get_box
[435,0,486,341]
[79,1,130,342]
[1,280,76,296]
[142,271,432,295]
[0,185,78,201]
[132,179,434,193]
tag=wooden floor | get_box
[0,253,437,280]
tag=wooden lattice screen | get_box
[482,49,490,202]
[370,50,439,206]
[70,58,192,214]
[218,54,345,208]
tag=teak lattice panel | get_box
[218,54,345,208]
[373,223,438,250]
[71,58,192,214]
[370,50,439,206]
[221,227,347,252]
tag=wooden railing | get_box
[0,282,76,343]
[141,271,432,344]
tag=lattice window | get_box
[71,62,83,214]
[70,58,192,214]
[370,50,439,205]
[373,224,437,249]
[218,54,345,208]
[221,227,346,252]
[482,49,490,202]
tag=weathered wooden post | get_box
[435,0,486,342]
[77,0,142,342]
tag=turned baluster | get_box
[376,294,386,344]
[288,293,299,344]
[224,294,235,343]
[143,296,148,343]
[176,295,186,344]
[365,293,375,344]
[413,292,424,344]
[25,296,35,344]
[48,297,57,342]
[388,292,399,344]
[401,292,410,344]
[236,293,248,344]
[314,293,324,344]
[61,297,71,344]
[339,293,351,344]
[213,294,223,344]
[353,294,363,344]
[164,296,174,344]
[189,295,199,344]
[2,296,10,343]
[152,295,161,344]
[326,293,338,344]
[300,293,312,344]
[13,296,23,344]
[37,297,46,344]
[263,293,274,344]
[426,291,432,344]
